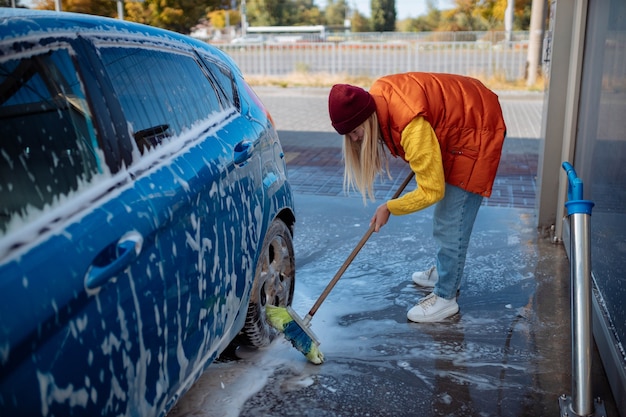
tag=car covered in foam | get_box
[0,8,296,416]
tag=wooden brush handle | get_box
[306,170,415,319]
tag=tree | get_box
[405,0,441,32]
[371,0,395,32]
[441,0,484,31]
[244,0,320,26]
[474,0,530,30]
[207,9,241,29]
[34,0,117,17]
[245,0,281,26]
[476,0,505,30]
[513,0,532,30]
[350,10,371,32]
[33,0,219,33]
[299,6,323,25]
[292,0,322,25]
[324,0,348,27]
[428,0,531,32]
[124,0,213,33]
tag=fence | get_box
[211,31,533,82]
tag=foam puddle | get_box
[167,339,308,417]
[169,197,561,416]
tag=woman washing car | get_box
[327,72,506,323]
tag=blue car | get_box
[0,8,296,416]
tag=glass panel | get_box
[200,56,238,109]
[575,0,626,347]
[0,48,100,234]
[98,47,227,153]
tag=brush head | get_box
[265,304,295,329]
[266,305,324,364]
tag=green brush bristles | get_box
[265,305,294,329]
[266,305,324,364]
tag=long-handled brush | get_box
[266,171,416,364]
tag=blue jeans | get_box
[432,184,483,300]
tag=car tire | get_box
[241,219,295,348]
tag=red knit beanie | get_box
[328,84,376,135]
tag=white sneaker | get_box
[412,266,438,288]
[407,293,459,323]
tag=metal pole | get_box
[117,0,124,20]
[569,210,593,415]
[559,162,606,417]
[241,0,247,36]
[504,0,513,42]
[526,0,546,86]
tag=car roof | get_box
[0,8,238,70]
[0,8,183,42]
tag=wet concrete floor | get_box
[168,88,619,417]
[169,194,618,417]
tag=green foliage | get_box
[208,9,241,29]
[33,0,117,17]
[295,0,323,25]
[324,0,348,27]
[440,0,484,31]
[247,0,281,26]
[245,0,321,26]
[350,11,371,32]
[124,0,214,33]
[33,0,223,33]
[401,0,532,32]
[371,0,395,32]
[513,0,532,30]
[402,0,441,32]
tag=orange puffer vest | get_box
[369,72,506,197]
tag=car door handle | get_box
[234,140,253,166]
[85,232,144,290]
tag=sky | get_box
[316,0,455,20]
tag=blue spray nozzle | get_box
[562,161,584,201]
[561,161,594,215]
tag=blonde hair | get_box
[342,112,390,201]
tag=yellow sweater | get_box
[386,116,445,215]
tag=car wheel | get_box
[241,219,295,347]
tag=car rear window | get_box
[0,48,101,234]
[98,46,233,152]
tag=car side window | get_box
[200,56,240,110]
[0,48,101,235]
[97,46,230,153]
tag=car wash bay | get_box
[167,87,619,417]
